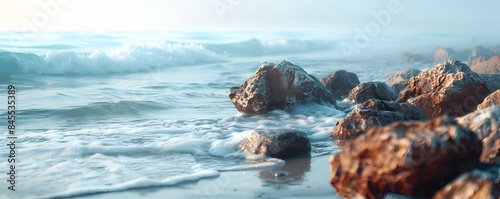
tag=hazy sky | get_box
[1,0,499,34]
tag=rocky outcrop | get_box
[321,70,360,99]
[470,55,500,74]
[229,61,335,114]
[239,130,311,158]
[457,106,500,163]
[477,90,500,110]
[387,69,422,95]
[433,171,500,199]
[468,45,500,65]
[398,60,489,118]
[348,82,397,103]
[329,116,482,199]
[331,99,427,139]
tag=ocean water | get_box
[0,31,478,199]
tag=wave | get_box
[0,39,335,76]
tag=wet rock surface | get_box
[457,106,500,163]
[331,99,427,139]
[229,61,335,114]
[329,116,482,199]
[433,169,500,199]
[398,60,489,118]
[321,70,360,100]
[239,130,311,159]
[348,82,397,103]
[477,90,500,110]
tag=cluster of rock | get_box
[402,45,500,65]
[229,59,500,197]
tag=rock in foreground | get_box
[331,99,427,139]
[477,90,500,110]
[457,106,500,163]
[348,82,397,103]
[433,170,500,199]
[398,60,489,118]
[229,61,335,114]
[239,130,311,158]
[321,70,360,99]
[329,116,482,199]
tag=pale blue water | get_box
[0,31,481,198]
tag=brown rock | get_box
[457,106,500,163]
[398,60,489,118]
[349,82,397,103]
[468,46,500,65]
[471,55,500,74]
[391,82,408,95]
[331,99,427,139]
[433,169,500,199]
[239,130,311,159]
[229,61,335,114]
[321,70,360,99]
[478,90,500,110]
[329,116,482,199]
[386,68,421,84]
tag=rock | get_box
[331,99,427,139]
[348,82,397,103]
[468,45,500,64]
[433,169,500,199]
[229,61,335,114]
[386,68,421,84]
[471,55,500,74]
[477,90,500,110]
[321,70,360,99]
[239,130,311,158]
[479,74,500,93]
[398,60,489,118]
[457,106,500,163]
[329,116,482,199]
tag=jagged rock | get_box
[398,60,489,118]
[331,99,427,139]
[471,55,500,74]
[348,82,397,103]
[239,130,311,159]
[433,169,500,199]
[321,70,360,99]
[229,61,335,114]
[387,68,421,84]
[477,90,500,110]
[457,106,500,163]
[479,74,500,94]
[329,116,482,199]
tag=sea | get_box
[0,31,491,199]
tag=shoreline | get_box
[72,155,338,199]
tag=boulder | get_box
[329,116,482,199]
[229,61,335,114]
[398,60,489,118]
[348,82,397,103]
[470,55,500,74]
[321,70,360,99]
[239,130,311,159]
[433,170,500,199]
[391,82,409,95]
[457,106,500,163]
[477,90,500,110]
[331,99,427,139]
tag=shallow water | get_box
[0,31,468,199]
